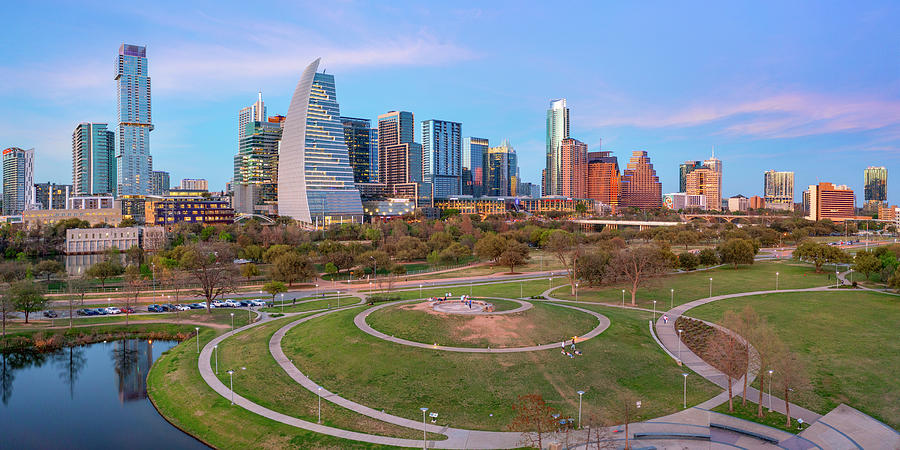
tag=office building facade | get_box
[3,147,35,215]
[619,151,662,209]
[421,119,462,199]
[485,140,517,197]
[587,151,619,206]
[116,44,153,196]
[33,183,71,210]
[150,170,170,196]
[558,138,588,199]
[277,58,363,226]
[679,161,703,193]
[377,110,417,184]
[545,98,570,196]
[341,117,374,184]
[72,122,116,196]
[864,166,888,206]
[763,170,794,207]
[234,119,283,215]
[239,92,266,141]
[686,168,722,211]
[805,182,855,222]
[462,137,488,197]
[180,178,208,191]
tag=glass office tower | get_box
[115,44,153,196]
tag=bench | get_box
[710,422,781,444]
[632,432,710,441]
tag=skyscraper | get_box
[462,137,488,197]
[3,147,35,215]
[559,138,588,198]
[704,151,723,205]
[234,119,282,214]
[33,182,71,210]
[340,117,374,184]
[679,161,703,193]
[485,140,516,197]
[115,44,153,196]
[239,92,266,141]
[805,182,855,221]
[368,128,379,182]
[864,166,888,206]
[545,98,570,196]
[377,111,421,185]
[619,151,662,209]
[763,170,794,207]
[421,119,462,198]
[72,122,116,196]
[180,179,208,191]
[277,58,363,226]
[587,151,619,206]
[150,170,170,196]
[686,168,722,210]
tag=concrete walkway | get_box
[353,298,610,353]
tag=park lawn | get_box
[261,296,362,314]
[213,313,444,441]
[148,320,402,449]
[711,401,803,434]
[369,279,560,302]
[366,301,597,348]
[687,290,900,429]
[552,260,832,310]
[41,308,255,327]
[282,304,719,431]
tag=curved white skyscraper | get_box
[277,58,363,226]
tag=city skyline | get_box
[1,2,898,203]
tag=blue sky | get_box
[1,1,898,203]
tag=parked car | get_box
[173,304,190,311]
[223,300,240,307]
[121,307,135,314]
[189,303,204,309]
[76,308,90,316]
[162,304,176,312]
[43,310,59,318]
[250,299,266,307]
[238,300,254,307]
[211,300,225,308]
[148,304,163,313]
[94,308,107,315]
[105,307,121,314]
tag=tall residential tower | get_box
[3,147,35,215]
[545,99,570,196]
[763,170,794,208]
[864,166,888,206]
[115,44,153,196]
[421,119,462,198]
[72,122,116,195]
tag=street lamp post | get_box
[670,288,674,309]
[470,280,473,297]
[682,373,689,408]
[230,312,234,334]
[520,281,523,299]
[621,289,625,307]
[420,407,429,449]
[709,277,713,298]
[337,290,341,308]
[652,300,656,320]
[227,369,235,405]
[317,386,323,423]
[576,390,585,429]
[549,277,552,291]
[281,293,284,314]
[214,344,218,374]
[835,271,840,288]
[768,369,774,412]
[575,283,579,302]
[195,327,200,353]
[776,272,780,291]
[419,284,423,299]
[677,329,684,361]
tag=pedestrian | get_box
[663,315,668,324]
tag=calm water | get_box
[0,340,208,449]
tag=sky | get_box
[1,1,898,204]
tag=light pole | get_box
[652,300,656,320]
[281,293,284,313]
[469,280,473,297]
[230,312,234,333]
[576,390,585,429]
[575,283,579,302]
[227,369,235,405]
[621,289,625,307]
[776,272,780,291]
[195,327,200,353]
[670,288,674,309]
[677,329,684,361]
[768,369,774,412]
[248,304,252,323]
[214,344,218,374]
[420,407,429,449]
[317,386,323,423]
[316,284,320,297]
[520,281,523,299]
[337,290,341,308]
[370,256,376,286]
[835,271,839,288]
[708,277,713,298]
[419,284,423,299]
[682,373,689,409]
[549,277,552,291]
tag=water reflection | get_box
[54,345,87,399]
[112,339,153,402]
[65,253,127,277]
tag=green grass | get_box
[261,297,360,314]
[366,301,597,348]
[370,278,559,301]
[712,400,803,433]
[280,303,719,431]
[688,290,900,429]
[553,261,831,310]
[213,313,444,441]
[147,320,403,449]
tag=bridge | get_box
[234,213,276,224]
[681,214,780,223]
[574,219,685,230]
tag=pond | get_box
[0,339,207,449]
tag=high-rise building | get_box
[545,98,570,196]
[340,117,374,184]
[587,151,619,206]
[72,123,116,196]
[116,44,153,196]
[864,166,888,206]
[150,170,170,196]
[763,170,794,206]
[805,182,855,222]
[234,119,283,214]
[485,140,517,197]
[558,138,588,198]
[686,168,722,211]
[239,92,266,141]
[180,179,208,191]
[462,137,488,197]
[368,128,379,182]
[3,147,35,215]
[33,182,71,210]
[277,58,363,226]
[421,119,462,199]
[703,151,723,204]
[618,151,662,209]
[377,110,417,184]
[679,161,703,193]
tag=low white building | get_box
[663,193,706,210]
[728,195,750,212]
[65,226,166,254]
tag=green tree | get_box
[852,251,881,280]
[678,252,700,271]
[717,238,757,269]
[473,233,507,263]
[9,280,46,323]
[324,262,338,278]
[34,260,64,282]
[794,241,850,273]
[440,242,470,264]
[674,231,699,250]
[698,248,719,266]
[272,252,316,287]
[324,250,355,276]
[239,262,260,281]
[498,240,530,273]
[263,280,288,303]
[85,259,123,288]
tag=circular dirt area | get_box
[433,301,489,314]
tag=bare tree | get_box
[0,291,12,343]
[608,390,641,450]
[604,245,670,306]
[507,394,558,449]
[124,266,144,325]
[179,242,237,313]
[774,351,810,428]
[752,322,786,418]
[545,230,580,295]
[722,306,760,406]
[705,329,748,412]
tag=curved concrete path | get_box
[354,298,609,353]
[430,296,533,315]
